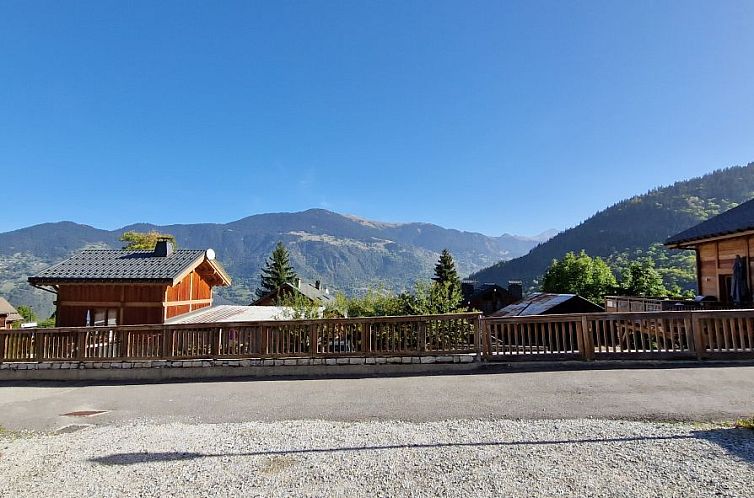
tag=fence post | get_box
[260,326,268,356]
[211,327,219,359]
[161,327,172,358]
[692,313,705,360]
[475,315,483,362]
[683,314,694,356]
[76,330,87,361]
[0,332,6,362]
[34,331,44,361]
[417,319,426,354]
[578,316,594,361]
[310,323,319,356]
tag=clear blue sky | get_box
[2,1,754,236]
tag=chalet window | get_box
[88,308,118,326]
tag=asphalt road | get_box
[1,365,753,432]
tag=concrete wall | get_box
[0,354,479,382]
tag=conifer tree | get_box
[256,242,298,298]
[433,249,461,289]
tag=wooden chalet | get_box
[28,240,231,327]
[251,279,335,306]
[0,297,22,329]
[462,281,523,316]
[665,198,754,305]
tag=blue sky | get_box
[2,1,754,236]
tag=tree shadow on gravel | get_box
[89,434,697,466]
[692,427,754,465]
[89,429,754,467]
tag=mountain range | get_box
[0,210,555,318]
[471,162,754,293]
[5,161,754,319]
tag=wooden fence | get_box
[0,313,481,363]
[3,310,754,364]
[483,310,754,361]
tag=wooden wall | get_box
[56,284,166,327]
[52,261,222,326]
[696,235,754,301]
[164,268,213,319]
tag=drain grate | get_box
[62,410,108,417]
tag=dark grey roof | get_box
[295,282,335,303]
[251,281,335,305]
[491,293,602,317]
[665,198,754,246]
[28,249,207,284]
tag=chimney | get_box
[508,281,523,301]
[325,287,329,295]
[154,239,174,257]
[314,280,321,290]
[296,278,301,289]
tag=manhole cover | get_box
[61,410,108,417]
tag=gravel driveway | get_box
[1,419,752,497]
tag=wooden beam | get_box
[163,299,212,308]
[668,229,754,249]
[58,301,164,308]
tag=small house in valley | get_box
[665,198,754,305]
[251,279,335,306]
[491,293,604,317]
[0,297,22,329]
[28,240,231,327]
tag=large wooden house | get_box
[665,198,754,305]
[28,240,231,327]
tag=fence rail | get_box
[483,310,754,361]
[0,313,481,363]
[3,310,754,365]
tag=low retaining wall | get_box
[0,354,479,381]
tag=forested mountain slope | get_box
[471,163,754,292]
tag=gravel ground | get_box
[1,419,752,497]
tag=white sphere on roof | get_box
[206,248,216,260]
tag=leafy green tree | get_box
[16,305,36,323]
[120,231,177,250]
[618,258,668,297]
[326,289,409,317]
[541,251,617,303]
[277,292,322,320]
[405,280,465,315]
[256,241,298,298]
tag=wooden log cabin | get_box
[665,198,754,305]
[28,240,231,327]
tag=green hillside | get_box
[470,162,754,293]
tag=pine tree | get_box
[433,249,461,289]
[256,242,298,298]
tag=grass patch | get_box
[734,417,754,430]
